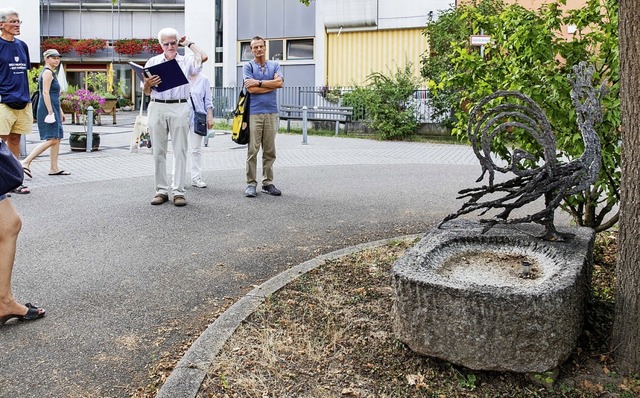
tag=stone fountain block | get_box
[392,220,594,373]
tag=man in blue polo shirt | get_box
[242,35,284,198]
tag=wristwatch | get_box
[258,80,263,87]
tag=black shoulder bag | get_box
[190,95,208,137]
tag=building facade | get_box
[4,0,446,108]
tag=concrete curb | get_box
[156,234,422,398]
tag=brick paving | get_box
[21,112,476,189]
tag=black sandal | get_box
[10,185,30,194]
[19,303,46,321]
[0,303,45,325]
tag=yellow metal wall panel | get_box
[326,29,427,87]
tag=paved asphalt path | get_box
[1,116,486,397]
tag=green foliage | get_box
[28,66,43,93]
[458,373,477,390]
[320,86,342,104]
[423,0,620,232]
[114,79,128,99]
[421,0,504,126]
[65,84,79,95]
[342,86,373,121]
[358,64,420,140]
[85,72,116,98]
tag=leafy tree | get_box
[423,0,619,232]
[421,0,503,125]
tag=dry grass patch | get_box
[191,232,639,397]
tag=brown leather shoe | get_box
[151,194,169,205]
[173,196,187,206]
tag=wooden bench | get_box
[279,104,353,136]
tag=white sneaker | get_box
[191,179,207,188]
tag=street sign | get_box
[470,35,491,46]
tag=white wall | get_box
[377,0,452,29]
[222,0,238,87]
[0,0,41,63]
[378,0,452,29]
[185,0,215,83]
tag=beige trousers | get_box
[246,113,278,186]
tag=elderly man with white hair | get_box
[143,27,208,207]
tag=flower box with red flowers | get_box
[41,37,75,55]
[73,39,106,56]
[114,38,145,56]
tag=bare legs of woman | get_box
[0,198,45,325]
[21,138,67,176]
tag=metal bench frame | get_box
[279,104,353,136]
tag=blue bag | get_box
[0,140,24,195]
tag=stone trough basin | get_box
[392,220,595,373]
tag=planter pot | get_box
[69,132,100,152]
[99,99,118,125]
[101,99,117,113]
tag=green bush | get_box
[342,86,372,121]
[342,64,420,140]
[28,66,43,93]
[366,64,420,140]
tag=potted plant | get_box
[61,89,105,151]
[85,72,117,115]
[118,98,133,111]
[60,85,79,117]
[73,38,106,56]
[68,132,101,151]
[40,37,75,55]
[114,80,132,110]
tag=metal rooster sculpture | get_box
[439,63,604,241]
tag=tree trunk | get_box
[612,0,640,373]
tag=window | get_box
[214,66,223,88]
[287,39,313,60]
[214,0,223,63]
[239,38,314,62]
[240,42,253,61]
[269,40,283,61]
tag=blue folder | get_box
[129,59,188,92]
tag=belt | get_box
[150,98,187,104]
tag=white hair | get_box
[157,27,179,44]
[0,7,19,27]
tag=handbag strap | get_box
[189,95,197,111]
[138,92,145,116]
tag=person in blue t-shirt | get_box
[0,8,46,325]
[242,36,284,198]
[0,8,31,195]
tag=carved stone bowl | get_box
[392,220,594,373]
